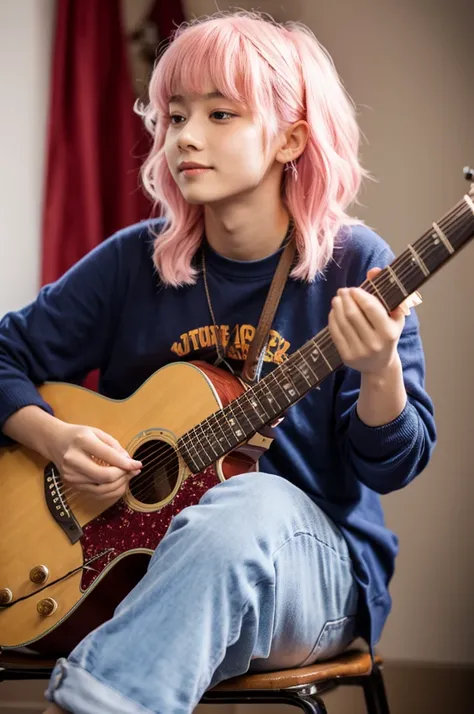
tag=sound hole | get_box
[128,440,179,505]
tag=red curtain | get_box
[41,0,151,287]
[41,0,185,389]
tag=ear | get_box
[275,120,310,165]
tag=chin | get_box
[180,190,232,206]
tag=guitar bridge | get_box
[44,463,83,544]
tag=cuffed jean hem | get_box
[45,658,154,714]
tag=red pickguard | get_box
[80,464,220,590]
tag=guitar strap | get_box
[240,238,296,385]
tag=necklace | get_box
[200,220,295,375]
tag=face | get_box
[164,87,280,206]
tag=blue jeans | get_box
[45,472,358,714]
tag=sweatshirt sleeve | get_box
[0,235,123,446]
[333,239,437,495]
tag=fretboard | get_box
[179,192,474,473]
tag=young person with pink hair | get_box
[0,11,435,714]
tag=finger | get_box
[329,304,355,360]
[93,428,132,458]
[339,288,377,345]
[78,477,129,500]
[366,267,383,281]
[349,287,393,333]
[389,305,407,327]
[63,467,141,487]
[83,432,142,471]
[332,293,366,353]
[65,451,130,484]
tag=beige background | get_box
[0,0,473,711]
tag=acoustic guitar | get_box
[1,169,473,654]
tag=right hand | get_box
[48,423,142,501]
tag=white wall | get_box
[0,0,55,316]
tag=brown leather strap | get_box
[241,239,296,384]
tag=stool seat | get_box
[1,648,389,713]
[212,650,381,691]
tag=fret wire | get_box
[255,377,281,417]
[386,265,408,297]
[280,360,304,396]
[246,385,272,421]
[208,411,235,451]
[189,426,213,465]
[262,365,294,406]
[299,350,320,382]
[371,202,472,302]
[366,278,391,310]
[255,383,281,421]
[431,203,473,251]
[205,409,241,454]
[181,436,207,472]
[195,419,220,458]
[234,393,260,431]
[407,244,430,277]
[292,354,315,387]
[464,194,474,215]
[314,339,335,371]
[187,416,223,466]
[265,365,294,404]
[417,231,451,262]
[289,359,313,393]
[432,222,454,254]
[224,403,247,441]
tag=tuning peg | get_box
[463,166,474,181]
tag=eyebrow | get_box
[168,91,225,103]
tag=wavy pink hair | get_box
[137,11,367,287]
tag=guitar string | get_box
[58,204,474,508]
[80,199,474,499]
[101,201,474,503]
[59,203,474,508]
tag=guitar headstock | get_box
[464,166,474,197]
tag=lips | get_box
[178,162,211,171]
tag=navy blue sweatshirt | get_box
[0,220,436,647]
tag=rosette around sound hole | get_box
[128,440,180,505]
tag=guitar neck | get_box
[180,191,474,473]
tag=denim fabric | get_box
[45,472,358,714]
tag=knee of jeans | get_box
[200,471,301,521]
[165,474,290,567]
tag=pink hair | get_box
[137,11,368,287]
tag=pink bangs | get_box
[137,12,367,287]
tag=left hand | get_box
[328,267,407,376]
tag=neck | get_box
[203,187,291,261]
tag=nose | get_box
[177,116,205,152]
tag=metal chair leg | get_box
[201,689,327,712]
[297,693,328,713]
[362,665,391,714]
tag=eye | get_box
[168,114,184,125]
[167,110,237,126]
[211,111,236,121]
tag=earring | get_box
[285,159,298,182]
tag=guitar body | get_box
[0,361,272,653]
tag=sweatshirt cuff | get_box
[0,380,54,447]
[348,400,419,460]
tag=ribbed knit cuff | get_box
[348,401,419,460]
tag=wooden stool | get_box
[0,648,390,713]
